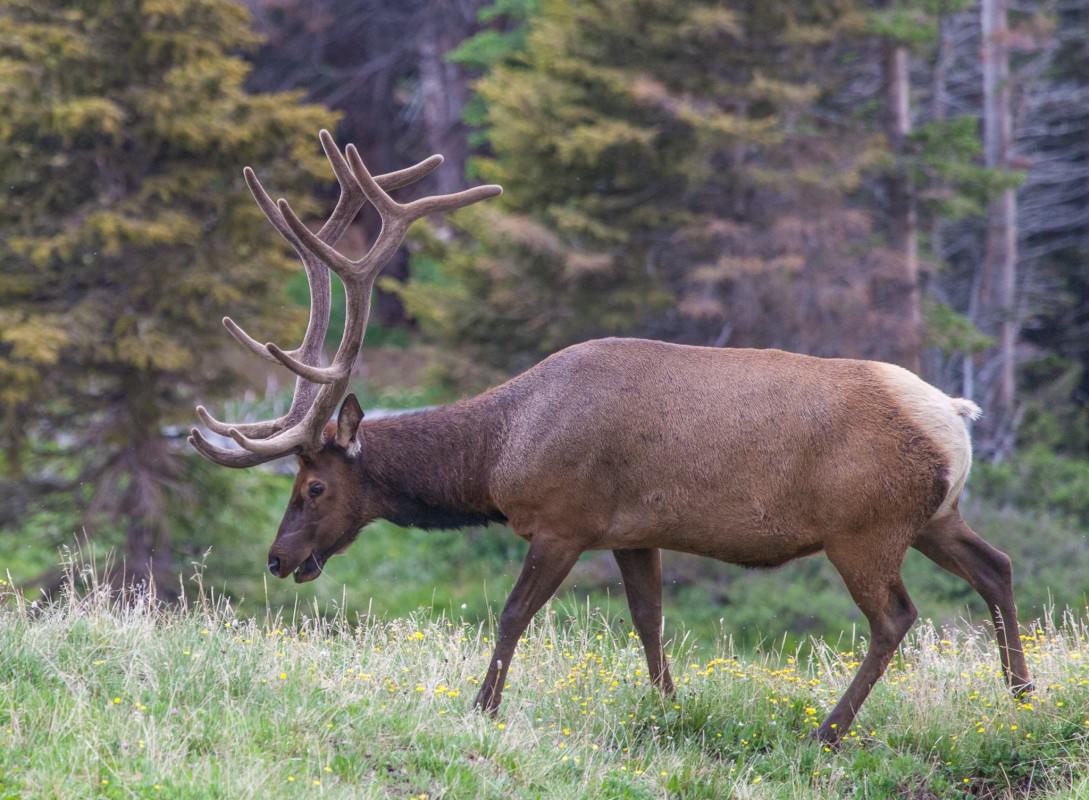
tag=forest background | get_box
[2,0,1089,651]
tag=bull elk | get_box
[189,131,1032,743]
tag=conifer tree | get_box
[396,0,910,383]
[0,0,335,591]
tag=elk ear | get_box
[336,394,365,452]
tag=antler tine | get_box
[193,132,503,466]
[343,143,402,218]
[221,315,283,366]
[403,184,504,218]
[275,199,363,278]
[274,182,503,288]
[221,132,359,364]
[269,164,501,386]
[374,152,445,191]
[222,382,346,456]
[188,428,284,469]
[195,393,318,438]
[223,134,445,365]
[196,404,277,438]
[195,137,446,466]
[191,376,323,468]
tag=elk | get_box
[190,131,1032,744]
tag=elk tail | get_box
[951,398,982,421]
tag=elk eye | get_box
[308,482,325,498]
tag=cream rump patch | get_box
[871,362,976,518]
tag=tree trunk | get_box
[3,403,25,480]
[979,0,1018,427]
[884,41,921,374]
[416,1,474,197]
[120,436,175,596]
[113,373,179,600]
[930,12,952,264]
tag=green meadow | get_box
[4,573,1089,799]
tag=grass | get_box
[5,571,1089,799]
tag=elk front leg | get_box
[817,540,917,744]
[613,548,675,694]
[914,512,1033,694]
[474,536,581,715]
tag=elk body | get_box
[191,132,1032,744]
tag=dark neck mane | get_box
[356,397,509,531]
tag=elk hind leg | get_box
[817,538,918,743]
[613,548,675,694]
[913,511,1033,694]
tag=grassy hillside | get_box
[4,579,1089,799]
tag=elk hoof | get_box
[472,687,501,717]
[1012,680,1035,698]
[812,725,842,747]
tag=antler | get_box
[189,131,502,467]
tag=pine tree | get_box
[0,0,335,591]
[396,0,918,384]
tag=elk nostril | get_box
[267,556,280,576]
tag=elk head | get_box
[188,130,501,581]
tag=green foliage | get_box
[861,4,1023,274]
[906,116,1025,222]
[0,0,332,401]
[865,0,974,49]
[447,0,539,145]
[922,297,994,356]
[1016,365,1089,456]
[974,445,1089,529]
[447,0,538,71]
[0,0,337,580]
[867,4,939,48]
[403,0,902,379]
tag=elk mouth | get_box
[289,529,360,583]
[293,551,326,583]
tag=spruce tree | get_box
[0,0,335,591]
[396,0,910,384]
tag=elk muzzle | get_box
[267,543,326,583]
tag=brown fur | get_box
[265,337,1031,743]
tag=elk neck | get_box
[353,396,509,531]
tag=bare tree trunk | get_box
[3,404,25,480]
[120,435,175,596]
[927,13,955,385]
[416,1,474,197]
[930,13,952,263]
[110,373,178,600]
[885,42,921,373]
[979,0,1018,424]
